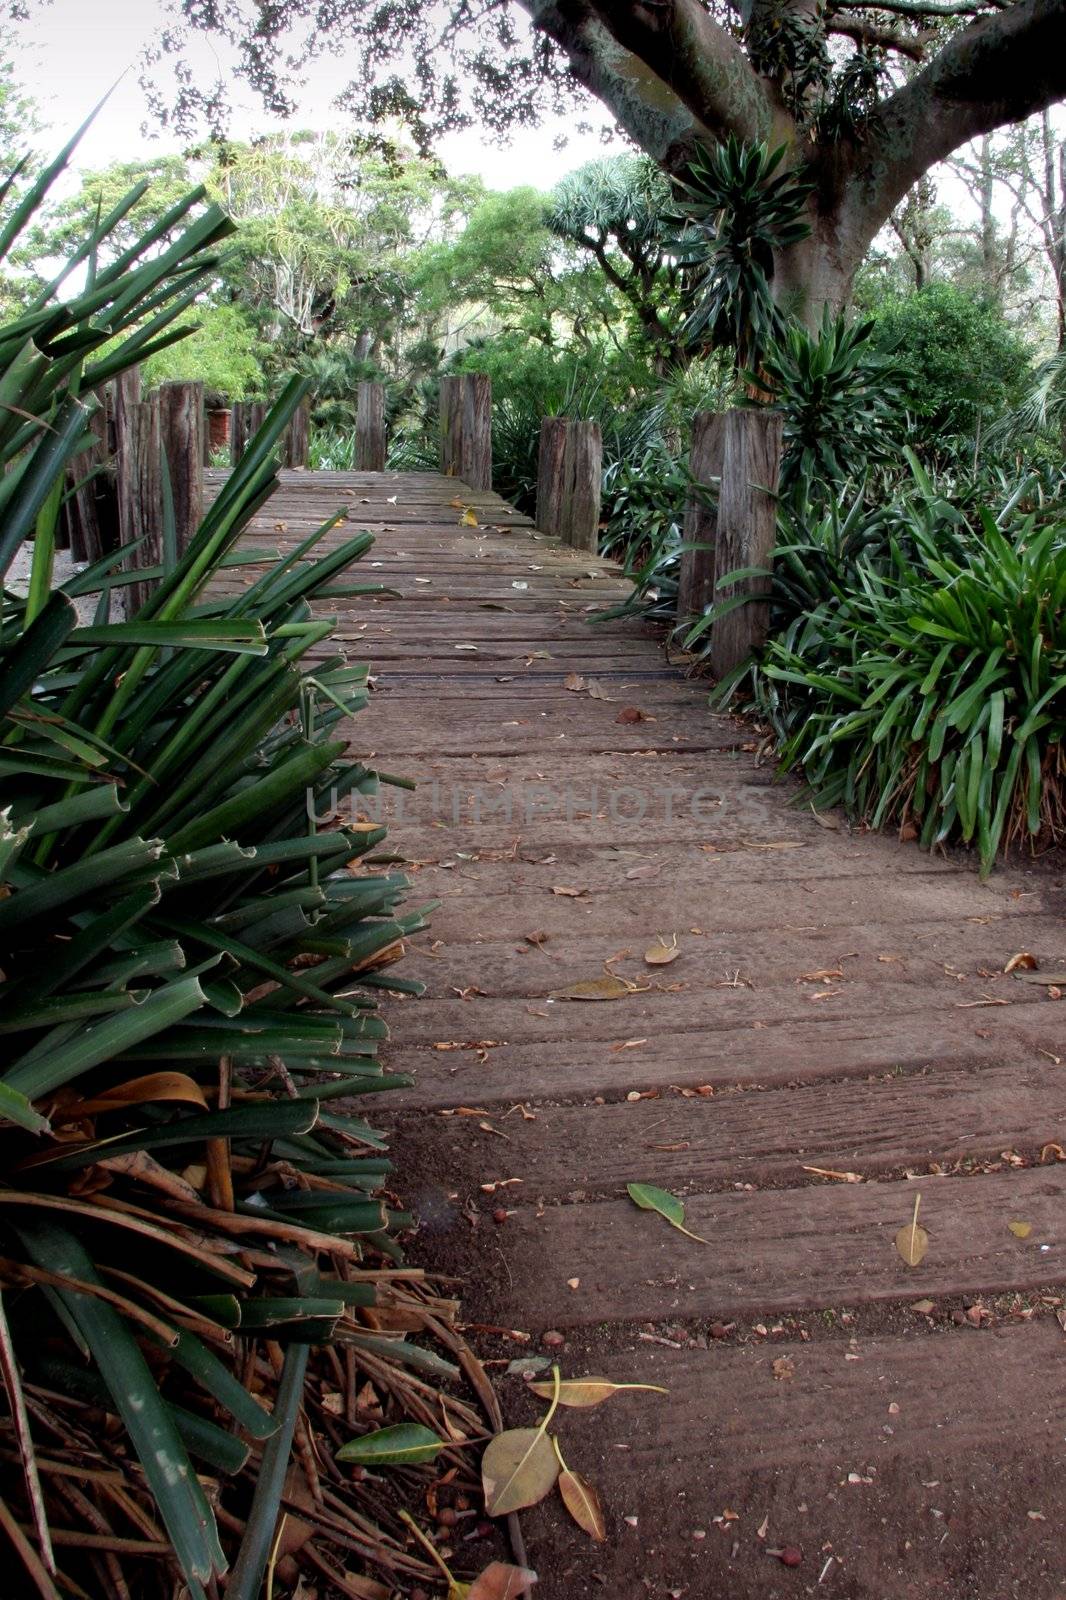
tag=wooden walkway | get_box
[215,470,1066,1600]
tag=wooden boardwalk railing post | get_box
[677,411,727,622]
[281,397,311,469]
[230,401,268,467]
[65,392,110,563]
[709,409,783,679]
[562,419,602,553]
[536,416,567,538]
[355,381,386,471]
[117,384,162,616]
[157,380,204,558]
[440,373,492,491]
[230,400,247,467]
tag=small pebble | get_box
[779,1546,803,1567]
[541,1329,565,1348]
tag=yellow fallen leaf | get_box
[548,975,636,1001]
[461,508,479,527]
[645,934,680,966]
[1008,1220,1033,1238]
[895,1193,928,1267]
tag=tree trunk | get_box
[771,219,855,329]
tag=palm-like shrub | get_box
[754,307,906,492]
[0,137,438,1599]
[673,137,812,366]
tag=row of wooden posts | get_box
[62,369,781,674]
[423,373,784,677]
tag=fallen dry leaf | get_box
[615,706,648,724]
[1008,1220,1033,1239]
[482,1428,558,1516]
[548,975,639,1002]
[466,1561,539,1599]
[527,1377,668,1409]
[551,885,587,898]
[558,1464,607,1543]
[895,1193,929,1267]
[1004,951,1038,973]
[772,1357,795,1381]
[644,934,680,966]
[802,1165,863,1183]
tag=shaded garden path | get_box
[213,469,1066,1599]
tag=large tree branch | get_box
[842,0,1066,258]
[518,0,792,169]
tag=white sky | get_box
[5,0,625,185]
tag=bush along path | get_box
[0,150,529,1599]
[221,466,1066,1599]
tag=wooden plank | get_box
[355,381,386,471]
[711,409,783,678]
[480,1167,1066,1326]
[516,1321,1065,1600]
[408,1060,1066,1198]
[380,1002,1050,1111]
[676,410,725,622]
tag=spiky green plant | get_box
[672,137,812,368]
[752,478,1066,873]
[751,307,905,492]
[0,131,441,1599]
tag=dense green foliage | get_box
[872,282,1032,443]
[0,138,440,1598]
[749,467,1065,871]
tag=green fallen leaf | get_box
[626,1182,707,1243]
[336,1422,446,1466]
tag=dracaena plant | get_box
[672,137,813,371]
[0,129,447,1600]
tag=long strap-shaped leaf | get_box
[13,1215,226,1595]
[226,1342,309,1600]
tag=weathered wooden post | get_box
[65,394,110,563]
[229,400,247,467]
[281,397,311,469]
[535,417,602,551]
[355,381,386,471]
[535,416,568,537]
[676,411,727,622]
[561,419,602,553]
[117,386,163,615]
[709,409,783,679]
[230,400,268,467]
[157,380,204,558]
[440,373,492,491]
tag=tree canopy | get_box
[143,0,1066,318]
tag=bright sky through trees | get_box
[5,0,623,183]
